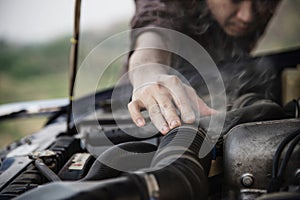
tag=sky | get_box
[0,0,299,51]
[0,0,135,43]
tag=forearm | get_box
[128,31,171,88]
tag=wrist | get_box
[130,67,165,89]
[128,52,170,87]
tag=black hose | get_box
[82,124,159,146]
[268,128,300,193]
[82,126,211,200]
[272,129,300,179]
[17,126,211,200]
[151,126,212,174]
[81,142,157,181]
[144,126,212,200]
[277,132,300,179]
[102,127,159,144]
[34,159,61,182]
[199,100,288,138]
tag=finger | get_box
[158,76,195,123]
[196,98,219,115]
[184,85,218,116]
[128,100,146,127]
[154,93,181,129]
[146,98,170,135]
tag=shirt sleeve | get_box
[130,0,196,47]
[131,0,193,31]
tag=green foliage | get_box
[0,38,70,104]
[0,22,130,147]
[0,37,69,79]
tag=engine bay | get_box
[0,50,300,200]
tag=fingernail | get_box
[136,118,145,127]
[170,120,180,128]
[184,115,195,123]
[161,125,169,133]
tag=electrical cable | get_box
[271,129,300,179]
[277,132,300,179]
[295,98,300,118]
[269,128,300,192]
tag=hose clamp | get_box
[136,172,160,200]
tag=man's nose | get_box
[236,1,254,24]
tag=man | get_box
[127,0,281,134]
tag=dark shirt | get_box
[129,0,281,106]
[130,0,272,62]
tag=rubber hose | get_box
[81,141,157,181]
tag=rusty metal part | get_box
[223,119,300,199]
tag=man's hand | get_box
[128,31,217,134]
[128,74,217,135]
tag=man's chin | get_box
[224,26,253,38]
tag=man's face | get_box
[206,0,280,37]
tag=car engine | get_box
[0,50,299,200]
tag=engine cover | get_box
[224,119,300,199]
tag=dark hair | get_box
[130,0,280,62]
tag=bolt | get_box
[24,137,32,145]
[241,173,254,187]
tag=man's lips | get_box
[224,20,255,36]
[235,25,250,32]
[230,23,252,34]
